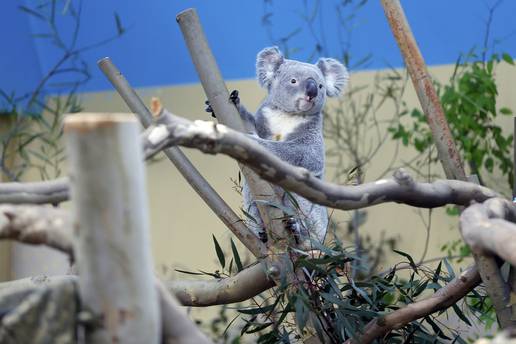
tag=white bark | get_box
[142,116,498,211]
[460,198,516,328]
[156,279,212,344]
[0,178,68,204]
[167,262,274,306]
[65,113,160,343]
[0,205,73,258]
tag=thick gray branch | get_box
[142,118,498,211]
[167,262,274,307]
[0,204,272,307]
[0,204,73,258]
[460,198,516,328]
[0,178,68,204]
[156,279,212,344]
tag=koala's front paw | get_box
[258,230,268,243]
[229,90,240,105]
[204,100,216,118]
[283,217,300,244]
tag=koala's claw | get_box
[283,217,300,244]
[204,100,216,118]
[258,230,268,243]
[229,90,240,105]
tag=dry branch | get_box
[349,264,481,344]
[0,204,73,258]
[176,8,288,253]
[0,204,273,307]
[0,178,68,204]
[380,0,512,330]
[167,262,274,307]
[142,117,498,211]
[460,198,516,327]
[96,58,266,258]
[156,279,213,344]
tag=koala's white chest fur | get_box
[262,107,307,141]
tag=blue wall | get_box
[2,0,516,100]
[0,1,43,104]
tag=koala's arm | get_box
[236,103,258,135]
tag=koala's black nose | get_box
[305,79,318,100]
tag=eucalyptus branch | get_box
[167,262,274,307]
[156,279,213,344]
[460,198,516,328]
[0,178,68,204]
[0,204,73,258]
[460,198,516,266]
[142,115,498,211]
[348,264,481,344]
[0,202,273,308]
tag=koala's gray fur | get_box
[237,46,349,244]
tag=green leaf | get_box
[114,11,125,35]
[238,303,276,315]
[174,269,204,276]
[294,298,308,331]
[500,107,513,115]
[212,234,225,268]
[502,53,514,65]
[452,304,472,326]
[443,258,455,279]
[392,249,417,270]
[230,238,243,272]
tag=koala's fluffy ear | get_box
[316,58,349,97]
[256,46,284,88]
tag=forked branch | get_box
[142,115,498,211]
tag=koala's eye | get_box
[290,78,297,84]
[319,84,323,89]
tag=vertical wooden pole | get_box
[176,8,288,246]
[65,113,160,343]
[381,0,515,328]
[381,0,466,181]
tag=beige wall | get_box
[5,62,516,285]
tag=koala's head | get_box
[256,46,348,116]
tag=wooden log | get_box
[65,113,160,343]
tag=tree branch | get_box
[167,262,274,307]
[0,178,68,204]
[156,279,213,344]
[142,117,498,211]
[349,264,481,344]
[97,57,266,258]
[0,204,273,307]
[0,204,73,259]
[460,198,516,328]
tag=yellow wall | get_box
[6,63,516,284]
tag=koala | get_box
[210,46,348,245]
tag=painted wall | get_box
[2,0,515,99]
[0,1,42,104]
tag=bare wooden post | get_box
[381,0,515,329]
[65,113,160,343]
[381,0,466,181]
